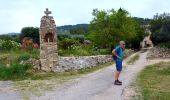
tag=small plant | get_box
[17,54,30,62]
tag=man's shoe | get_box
[117,80,122,84]
[114,80,122,85]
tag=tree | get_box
[129,23,145,49]
[89,8,141,49]
[150,13,170,45]
[70,28,85,35]
[20,27,39,44]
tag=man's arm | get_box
[112,49,121,59]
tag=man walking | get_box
[112,41,125,85]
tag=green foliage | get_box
[129,22,145,49]
[137,62,170,100]
[0,35,13,40]
[58,32,85,42]
[71,35,85,42]
[89,8,141,49]
[70,28,86,35]
[157,41,170,48]
[133,17,151,25]
[0,34,20,43]
[17,54,30,62]
[20,27,39,44]
[58,31,71,40]
[58,38,80,49]
[0,49,39,66]
[150,13,170,45]
[57,24,89,33]
[0,39,20,51]
[58,45,110,56]
[0,64,31,80]
[15,49,39,60]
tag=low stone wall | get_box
[25,55,113,72]
[53,55,113,72]
[147,47,170,59]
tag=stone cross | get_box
[44,8,52,16]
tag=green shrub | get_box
[98,49,110,55]
[58,38,80,49]
[0,64,31,80]
[58,32,71,40]
[158,41,170,48]
[0,39,20,51]
[17,54,30,62]
[71,35,85,42]
[27,49,39,59]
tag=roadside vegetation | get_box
[150,13,170,48]
[136,62,170,100]
[127,54,140,64]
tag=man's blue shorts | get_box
[116,61,122,72]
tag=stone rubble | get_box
[147,47,170,59]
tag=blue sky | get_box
[0,0,170,33]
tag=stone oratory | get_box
[39,8,58,72]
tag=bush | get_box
[58,32,72,40]
[71,35,85,42]
[0,40,20,51]
[58,38,80,49]
[158,41,170,48]
[0,64,31,80]
[17,54,30,62]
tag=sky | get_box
[0,0,170,34]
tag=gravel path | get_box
[0,81,22,100]
[1,50,170,100]
[31,50,169,100]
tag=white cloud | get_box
[0,0,170,33]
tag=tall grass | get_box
[0,63,31,80]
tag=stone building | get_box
[39,8,58,72]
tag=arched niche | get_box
[44,33,54,42]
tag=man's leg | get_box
[114,61,122,85]
[114,70,120,81]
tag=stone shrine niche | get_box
[44,33,54,42]
[39,8,58,72]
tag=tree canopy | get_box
[89,8,144,49]
[20,27,39,44]
[150,13,170,45]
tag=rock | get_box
[147,47,170,59]
[53,55,112,72]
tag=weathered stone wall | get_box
[52,55,112,72]
[147,47,170,59]
[26,55,112,72]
